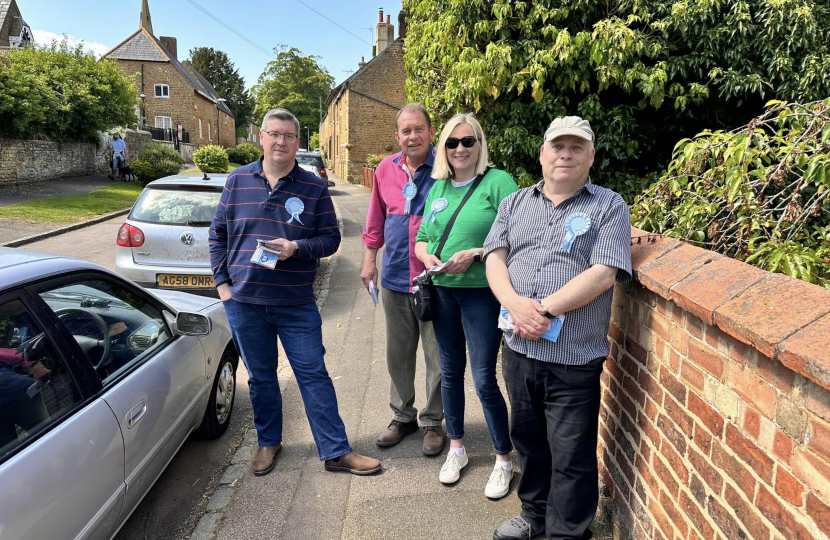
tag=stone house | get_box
[238,122,263,149]
[319,9,407,182]
[102,0,235,149]
[0,0,32,49]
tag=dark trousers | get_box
[502,344,604,540]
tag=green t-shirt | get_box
[416,168,518,287]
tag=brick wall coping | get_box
[630,226,830,393]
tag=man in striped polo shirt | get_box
[210,108,381,477]
[485,117,632,540]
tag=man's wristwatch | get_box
[540,301,554,319]
[473,249,482,263]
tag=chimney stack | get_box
[358,56,366,69]
[159,36,178,60]
[374,7,394,57]
[398,9,407,40]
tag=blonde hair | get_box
[432,113,491,180]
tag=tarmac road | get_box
[22,217,255,540]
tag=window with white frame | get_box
[154,116,173,130]
[199,119,203,139]
[154,84,170,98]
[208,122,212,142]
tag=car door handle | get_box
[125,400,147,429]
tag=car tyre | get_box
[195,348,237,439]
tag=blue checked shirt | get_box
[483,178,632,365]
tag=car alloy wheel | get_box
[215,359,235,425]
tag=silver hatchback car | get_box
[115,175,228,297]
[0,247,238,540]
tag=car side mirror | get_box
[163,310,212,336]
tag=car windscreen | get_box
[297,155,324,168]
[130,186,222,226]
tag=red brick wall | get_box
[600,227,830,540]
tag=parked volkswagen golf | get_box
[115,175,227,297]
[0,247,238,540]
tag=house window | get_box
[154,116,173,130]
[208,122,211,142]
[154,84,170,98]
[199,119,203,139]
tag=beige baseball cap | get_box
[543,116,594,143]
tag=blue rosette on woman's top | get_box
[402,181,417,215]
[285,197,305,225]
[562,212,591,253]
[425,197,449,223]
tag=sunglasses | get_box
[445,136,478,149]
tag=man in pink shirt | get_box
[361,104,445,456]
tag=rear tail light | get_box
[320,168,327,177]
[117,223,145,247]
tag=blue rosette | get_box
[285,197,305,225]
[425,197,449,223]
[402,181,417,215]
[562,212,591,253]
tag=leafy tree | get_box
[632,99,830,287]
[309,132,320,150]
[188,47,254,124]
[403,0,830,198]
[0,39,137,142]
[252,46,333,141]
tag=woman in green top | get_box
[415,113,518,498]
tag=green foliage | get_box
[236,126,249,138]
[631,99,830,287]
[194,144,230,173]
[0,39,137,142]
[135,143,184,184]
[227,143,262,165]
[366,154,391,168]
[252,46,333,136]
[309,132,319,150]
[403,0,830,196]
[128,160,157,185]
[188,47,253,124]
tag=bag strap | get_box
[435,168,490,259]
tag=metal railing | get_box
[139,124,190,144]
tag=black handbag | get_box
[412,170,489,321]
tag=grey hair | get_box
[261,108,300,135]
[395,103,431,131]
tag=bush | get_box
[366,154,391,168]
[0,39,137,142]
[227,143,262,164]
[137,142,184,181]
[129,160,157,185]
[236,126,249,139]
[194,145,230,173]
[631,99,830,287]
[404,0,830,198]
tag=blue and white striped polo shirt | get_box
[484,178,632,365]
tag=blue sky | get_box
[27,0,403,89]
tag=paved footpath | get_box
[206,175,526,540]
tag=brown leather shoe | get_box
[252,444,282,476]
[324,451,382,475]
[376,419,419,447]
[422,425,446,456]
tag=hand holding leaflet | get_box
[498,307,565,342]
[251,239,282,269]
[368,279,379,306]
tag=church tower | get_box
[140,0,154,35]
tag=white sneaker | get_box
[439,450,468,484]
[485,462,513,499]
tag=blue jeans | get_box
[432,286,512,455]
[222,298,352,461]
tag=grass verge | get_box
[0,182,143,224]
[180,163,243,175]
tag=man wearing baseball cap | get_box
[484,116,632,540]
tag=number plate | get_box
[157,274,215,289]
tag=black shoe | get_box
[493,514,545,540]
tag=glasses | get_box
[445,136,478,149]
[263,130,298,143]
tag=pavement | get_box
[0,175,119,244]
[199,173,529,540]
